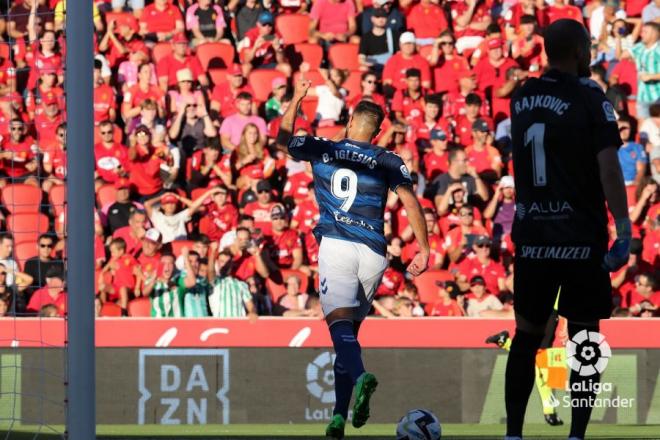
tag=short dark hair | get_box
[236,91,253,101]
[110,237,127,251]
[448,147,465,164]
[38,233,55,243]
[486,23,501,35]
[0,233,14,243]
[520,14,536,25]
[405,68,421,78]
[353,101,385,137]
[650,102,660,118]
[424,93,443,107]
[590,63,607,81]
[465,93,482,107]
[196,234,211,245]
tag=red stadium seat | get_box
[294,70,325,87]
[289,43,323,69]
[152,42,173,64]
[49,185,66,217]
[96,184,117,209]
[328,43,360,70]
[6,213,50,245]
[266,269,309,303]
[413,270,455,304]
[104,12,138,33]
[170,240,195,257]
[100,302,123,317]
[343,70,362,99]
[1,184,42,214]
[208,68,228,86]
[128,297,152,317]
[196,42,235,70]
[275,14,311,45]
[248,69,287,102]
[315,125,345,139]
[13,241,38,271]
[299,97,318,123]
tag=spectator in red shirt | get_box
[626,273,660,315]
[423,129,450,181]
[443,73,490,120]
[383,32,432,91]
[544,0,583,24]
[113,209,148,256]
[122,64,166,123]
[127,125,168,198]
[156,33,208,91]
[444,204,489,263]
[266,204,305,271]
[139,0,184,43]
[453,93,492,147]
[25,64,64,119]
[94,60,117,124]
[451,0,493,53]
[391,68,426,124]
[0,119,39,187]
[227,226,270,281]
[428,280,464,316]
[98,237,138,312]
[291,181,320,235]
[238,11,291,77]
[42,122,67,193]
[309,0,358,47]
[199,186,238,242]
[210,64,257,118]
[474,37,522,122]
[347,72,387,115]
[466,118,502,178]
[402,207,445,269]
[407,0,449,45]
[428,31,471,94]
[457,235,506,296]
[34,92,65,147]
[134,228,163,295]
[25,6,63,92]
[511,15,546,76]
[27,267,67,317]
[505,0,546,33]
[235,123,276,187]
[409,94,451,145]
[243,179,279,236]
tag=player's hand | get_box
[602,218,632,272]
[293,78,312,101]
[407,251,429,277]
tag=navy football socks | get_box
[332,356,353,419]
[329,320,366,383]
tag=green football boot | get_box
[325,413,345,439]
[352,372,378,428]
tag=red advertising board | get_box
[1,318,659,348]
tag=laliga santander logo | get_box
[566,330,612,377]
[306,352,336,404]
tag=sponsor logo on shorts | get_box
[519,245,591,260]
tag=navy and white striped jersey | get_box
[287,136,412,256]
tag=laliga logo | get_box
[566,330,611,377]
[306,352,336,404]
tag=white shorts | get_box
[318,237,389,320]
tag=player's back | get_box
[510,69,622,248]
[287,135,411,256]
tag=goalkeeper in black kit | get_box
[505,19,631,440]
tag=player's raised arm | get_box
[275,78,312,154]
[396,184,430,276]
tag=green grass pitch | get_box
[1,424,659,439]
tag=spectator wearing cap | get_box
[134,228,163,289]
[235,0,266,42]
[428,31,470,94]
[200,185,238,242]
[450,0,492,53]
[358,7,400,73]
[25,60,64,119]
[185,0,228,47]
[210,64,258,119]
[407,0,449,45]
[544,0,583,24]
[617,116,648,187]
[207,244,259,318]
[121,64,165,123]
[402,208,445,269]
[95,120,129,187]
[466,118,502,179]
[265,204,304,270]
[226,226,270,281]
[34,88,66,147]
[391,68,426,125]
[265,77,288,121]
[309,0,358,48]
[106,178,142,234]
[474,37,522,123]
[168,88,217,158]
[383,32,432,91]
[27,266,66,317]
[139,0,184,43]
[23,234,63,300]
[423,128,450,182]
[624,273,660,315]
[429,281,464,316]
[443,204,488,263]
[235,123,276,186]
[143,253,180,317]
[175,247,211,317]
[167,68,206,115]
[238,11,291,77]
[219,92,268,151]
[360,0,405,36]
[465,275,504,317]
[484,175,516,238]
[113,209,148,256]
[0,119,39,188]
[432,148,489,212]
[511,15,545,76]
[144,187,222,243]
[156,33,207,91]
[98,238,137,312]
[452,93,492,147]
[243,179,279,235]
[127,125,168,198]
[457,235,506,296]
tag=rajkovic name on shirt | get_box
[514,95,571,116]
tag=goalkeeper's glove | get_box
[602,218,632,272]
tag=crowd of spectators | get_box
[0,0,657,319]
